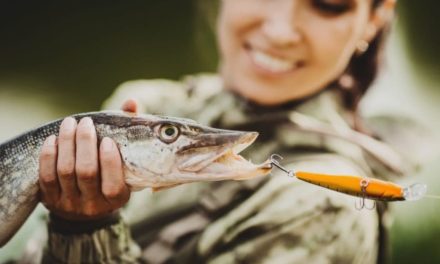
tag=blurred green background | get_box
[0,0,439,262]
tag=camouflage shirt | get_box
[37,74,419,263]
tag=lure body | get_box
[269,154,426,208]
[295,171,404,201]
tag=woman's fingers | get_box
[39,117,130,220]
[100,137,130,207]
[121,99,138,114]
[39,135,60,205]
[75,117,100,201]
[57,117,79,198]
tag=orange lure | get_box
[269,154,427,206]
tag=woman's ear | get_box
[363,0,396,43]
[355,0,395,54]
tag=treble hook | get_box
[270,154,296,178]
[355,178,376,210]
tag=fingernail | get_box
[101,137,113,152]
[81,117,94,127]
[45,135,57,146]
[62,117,76,129]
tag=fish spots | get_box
[128,161,139,168]
[0,197,7,207]
[8,204,17,216]
[17,195,27,204]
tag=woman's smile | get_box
[244,42,306,77]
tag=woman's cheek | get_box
[309,18,357,69]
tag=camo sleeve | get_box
[197,154,380,264]
[102,74,223,118]
[42,213,141,263]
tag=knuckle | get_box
[76,166,98,181]
[76,128,95,141]
[61,197,77,213]
[57,163,75,178]
[40,174,58,186]
[40,147,56,160]
[83,204,99,217]
[103,185,125,200]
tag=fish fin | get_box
[152,183,182,192]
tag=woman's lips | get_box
[244,43,305,76]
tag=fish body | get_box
[0,111,271,247]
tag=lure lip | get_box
[402,183,427,201]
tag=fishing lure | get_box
[269,154,427,209]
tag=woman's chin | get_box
[227,82,299,105]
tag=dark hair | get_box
[337,0,391,112]
[332,0,392,133]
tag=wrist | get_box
[49,211,121,235]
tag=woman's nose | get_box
[261,7,302,47]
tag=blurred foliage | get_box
[0,0,214,112]
[389,2,440,262]
[397,0,440,80]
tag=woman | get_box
[38,0,405,263]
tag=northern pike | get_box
[0,111,272,247]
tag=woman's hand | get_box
[39,116,131,221]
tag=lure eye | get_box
[159,124,180,143]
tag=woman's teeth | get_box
[251,50,296,73]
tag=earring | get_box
[338,73,355,91]
[356,40,369,54]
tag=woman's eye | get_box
[159,124,180,143]
[312,0,352,15]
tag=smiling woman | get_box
[11,0,426,263]
[218,0,392,110]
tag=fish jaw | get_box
[178,151,273,182]
[176,131,258,172]
[175,131,272,182]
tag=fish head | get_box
[116,114,272,191]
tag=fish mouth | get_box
[178,131,272,180]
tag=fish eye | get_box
[159,124,180,143]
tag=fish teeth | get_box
[251,50,294,73]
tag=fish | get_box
[0,111,272,247]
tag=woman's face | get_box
[218,0,377,105]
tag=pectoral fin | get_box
[152,183,183,192]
